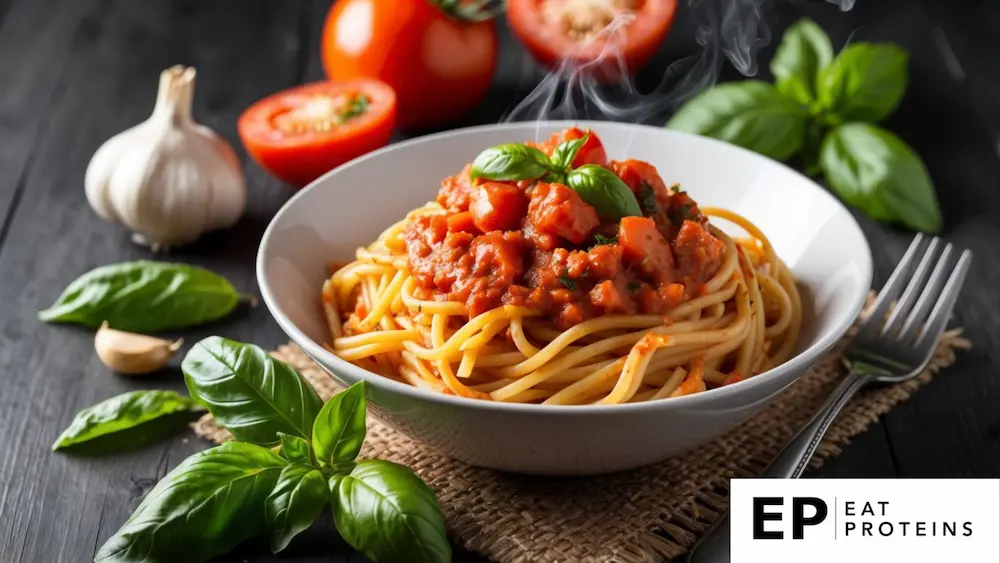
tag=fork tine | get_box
[858,234,924,337]
[883,237,940,337]
[912,249,972,350]
[897,243,953,343]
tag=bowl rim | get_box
[257,120,873,415]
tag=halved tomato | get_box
[237,80,396,187]
[507,0,677,78]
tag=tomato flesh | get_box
[237,80,396,187]
[507,0,677,78]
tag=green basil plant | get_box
[54,337,450,563]
[668,18,942,234]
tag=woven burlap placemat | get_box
[192,294,969,563]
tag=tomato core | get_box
[541,0,641,42]
[271,93,370,134]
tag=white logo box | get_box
[730,478,1000,563]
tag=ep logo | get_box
[753,497,828,540]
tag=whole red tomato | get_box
[322,0,498,131]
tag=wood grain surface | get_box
[0,0,996,561]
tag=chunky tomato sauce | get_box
[404,127,725,329]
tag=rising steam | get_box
[503,0,853,130]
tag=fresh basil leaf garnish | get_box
[550,132,589,170]
[329,460,451,563]
[278,432,312,464]
[312,381,367,467]
[817,42,908,123]
[470,143,554,181]
[265,463,328,554]
[771,18,834,105]
[52,390,204,453]
[94,443,287,563]
[566,164,643,220]
[38,261,247,332]
[820,123,941,233]
[182,336,324,446]
[667,81,809,161]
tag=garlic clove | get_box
[94,321,183,375]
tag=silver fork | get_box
[686,234,973,563]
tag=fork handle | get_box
[762,367,874,479]
[686,367,874,563]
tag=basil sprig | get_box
[38,261,250,332]
[92,338,450,563]
[469,132,641,219]
[52,390,204,453]
[667,18,942,234]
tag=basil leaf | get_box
[329,460,450,563]
[771,18,834,104]
[470,143,554,181]
[95,442,287,563]
[312,381,367,466]
[52,390,204,453]
[667,81,808,161]
[550,132,589,170]
[565,164,643,220]
[38,261,245,332]
[265,463,328,554]
[182,336,324,445]
[817,43,908,123]
[820,123,942,233]
[278,432,312,464]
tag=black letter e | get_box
[753,497,783,539]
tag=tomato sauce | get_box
[404,128,725,329]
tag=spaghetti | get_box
[322,127,801,405]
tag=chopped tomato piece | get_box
[446,211,479,234]
[673,220,724,283]
[469,182,528,232]
[589,279,636,314]
[660,282,686,310]
[527,182,600,244]
[471,232,525,285]
[618,216,674,280]
[611,159,670,202]
[534,126,609,167]
[566,244,622,279]
[437,164,475,212]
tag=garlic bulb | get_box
[85,65,246,251]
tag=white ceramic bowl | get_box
[257,121,872,475]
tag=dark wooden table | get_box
[1,0,997,561]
